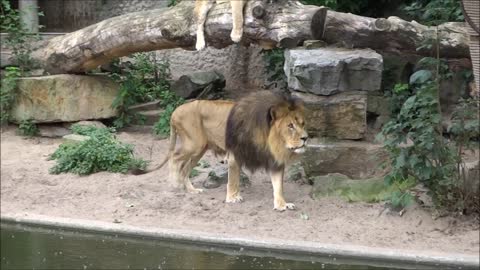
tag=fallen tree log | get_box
[32,0,470,74]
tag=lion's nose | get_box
[301,135,308,143]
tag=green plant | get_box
[189,168,200,178]
[17,119,38,136]
[153,95,184,136]
[301,0,338,9]
[0,0,43,72]
[379,48,478,211]
[0,66,21,125]
[379,77,458,206]
[301,0,402,17]
[49,125,147,175]
[168,0,178,7]
[262,48,286,86]
[199,160,210,168]
[110,53,172,129]
[404,0,463,25]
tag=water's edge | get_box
[1,213,478,269]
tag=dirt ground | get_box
[1,126,479,256]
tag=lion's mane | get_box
[225,90,304,172]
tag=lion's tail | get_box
[132,122,176,175]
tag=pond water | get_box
[0,222,464,270]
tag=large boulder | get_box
[302,138,389,179]
[10,75,119,123]
[293,91,366,139]
[310,173,389,203]
[171,71,225,99]
[284,48,383,96]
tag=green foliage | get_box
[0,0,43,72]
[379,53,477,211]
[449,98,480,151]
[189,168,200,178]
[49,125,147,175]
[17,119,38,136]
[153,93,184,136]
[300,0,338,9]
[0,67,21,125]
[311,175,415,208]
[109,53,172,129]
[302,0,462,23]
[262,48,286,86]
[404,0,463,25]
[168,0,178,7]
[301,0,401,17]
[387,190,415,210]
[379,78,457,206]
[199,160,210,168]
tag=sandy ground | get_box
[1,126,479,256]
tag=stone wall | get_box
[156,45,268,94]
[38,0,168,32]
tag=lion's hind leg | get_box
[169,152,188,191]
[181,151,206,194]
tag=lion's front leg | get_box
[269,169,295,211]
[226,154,243,203]
[230,0,246,43]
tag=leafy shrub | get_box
[379,56,477,211]
[301,0,403,18]
[49,124,147,175]
[0,67,21,125]
[110,53,172,129]
[153,92,184,136]
[18,119,38,136]
[404,0,463,25]
[0,0,43,72]
[262,48,286,86]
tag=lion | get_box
[195,0,247,50]
[146,91,308,211]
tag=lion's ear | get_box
[269,104,288,123]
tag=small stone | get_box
[74,120,107,129]
[62,134,90,144]
[38,125,71,138]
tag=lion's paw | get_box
[188,188,204,194]
[225,195,243,203]
[196,40,206,51]
[230,30,243,43]
[274,202,296,212]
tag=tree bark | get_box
[32,0,470,74]
[318,12,470,59]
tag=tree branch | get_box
[31,0,470,74]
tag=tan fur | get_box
[147,91,308,211]
[195,0,247,50]
[225,91,308,210]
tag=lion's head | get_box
[226,91,308,172]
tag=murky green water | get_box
[0,222,464,270]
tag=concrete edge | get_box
[1,212,479,268]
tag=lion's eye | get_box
[288,123,294,129]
